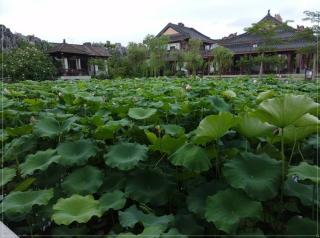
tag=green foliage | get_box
[1,77,318,236]
[3,45,56,81]
[212,46,234,77]
[183,39,203,78]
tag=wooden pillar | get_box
[63,58,68,70]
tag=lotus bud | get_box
[185,84,192,90]
[30,116,36,124]
[58,92,63,97]
[253,79,257,83]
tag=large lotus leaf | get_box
[257,90,275,103]
[57,139,97,166]
[4,134,37,161]
[128,107,157,120]
[284,179,319,207]
[104,142,148,170]
[146,131,186,155]
[119,205,173,229]
[34,116,76,137]
[161,228,188,238]
[0,167,16,187]
[237,113,275,138]
[1,189,53,215]
[99,190,126,213]
[222,90,236,99]
[193,112,237,144]
[161,124,185,137]
[205,188,262,234]
[168,143,211,173]
[254,95,318,128]
[20,149,61,177]
[287,216,317,236]
[293,113,319,127]
[94,123,120,140]
[222,152,281,201]
[206,95,231,112]
[125,170,171,205]
[6,125,33,137]
[186,180,227,217]
[13,177,36,191]
[288,162,319,183]
[52,194,102,225]
[282,125,318,144]
[174,212,204,235]
[62,166,103,195]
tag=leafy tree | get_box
[169,50,185,76]
[245,17,290,76]
[127,42,148,77]
[212,46,234,78]
[144,35,169,77]
[3,45,56,81]
[183,39,203,78]
[299,10,320,79]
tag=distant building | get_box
[217,10,316,74]
[48,40,110,79]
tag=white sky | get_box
[1,0,319,46]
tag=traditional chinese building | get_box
[48,40,110,79]
[217,10,316,74]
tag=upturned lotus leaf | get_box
[34,116,76,137]
[0,167,16,187]
[104,142,148,170]
[254,94,318,128]
[62,165,103,195]
[288,162,319,183]
[1,189,53,215]
[168,143,211,173]
[257,90,275,103]
[20,149,61,177]
[222,152,281,201]
[205,188,262,234]
[237,113,275,138]
[57,139,97,166]
[128,107,157,120]
[193,112,237,144]
[99,190,126,213]
[146,131,185,155]
[52,194,102,225]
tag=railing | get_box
[59,69,89,76]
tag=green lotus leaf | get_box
[193,112,238,144]
[287,216,317,236]
[128,107,157,120]
[52,194,102,225]
[161,124,185,137]
[284,179,319,207]
[254,94,318,128]
[206,95,231,112]
[99,190,126,213]
[34,116,76,138]
[293,113,319,127]
[125,170,171,205]
[0,167,16,187]
[146,131,186,155]
[288,162,319,183]
[256,90,275,103]
[13,177,36,191]
[186,180,226,217]
[104,142,148,170]
[237,113,275,138]
[20,149,61,177]
[119,205,173,229]
[222,90,236,99]
[94,123,120,140]
[205,188,262,234]
[1,189,54,215]
[161,228,188,238]
[222,152,281,201]
[4,134,37,161]
[6,124,33,137]
[168,143,211,173]
[62,166,103,195]
[283,125,318,144]
[57,139,97,166]
[174,212,204,235]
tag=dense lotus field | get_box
[1,76,319,237]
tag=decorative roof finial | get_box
[268,9,270,15]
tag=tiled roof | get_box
[217,12,315,55]
[48,43,110,57]
[157,23,215,44]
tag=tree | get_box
[212,46,234,78]
[169,50,185,76]
[3,45,56,81]
[300,10,320,79]
[127,42,148,77]
[144,35,168,77]
[183,39,203,78]
[245,15,290,76]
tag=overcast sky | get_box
[1,0,319,46]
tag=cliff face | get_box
[0,25,45,51]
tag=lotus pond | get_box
[1,76,319,237]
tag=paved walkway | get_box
[0,222,19,238]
